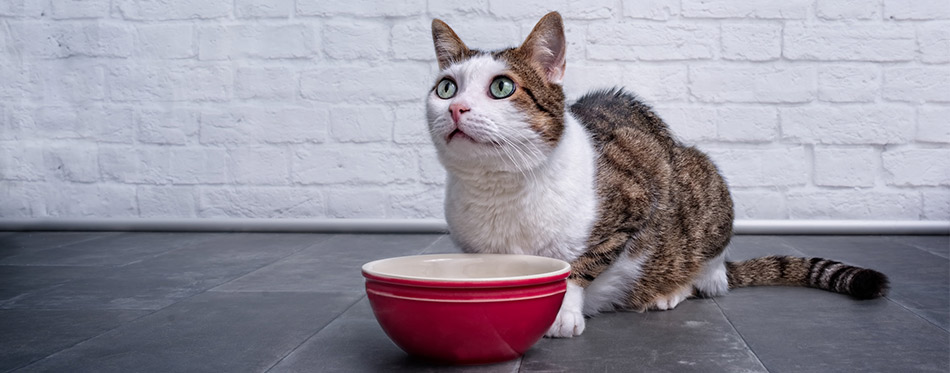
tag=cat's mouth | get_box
[447,128,475,143]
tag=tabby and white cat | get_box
[425,12,889,338]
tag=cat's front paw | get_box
[545,282,585,338]
[546,308,585,338]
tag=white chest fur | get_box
[444,115,598,262]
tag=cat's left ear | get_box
[520,12,566,84]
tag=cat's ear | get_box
[520,11,566,84]
[432,19,469,70]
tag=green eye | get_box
[489,76,515,99]
[436,79,457,99]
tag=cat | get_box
[425,12,889,338]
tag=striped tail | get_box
[725,256,890,300]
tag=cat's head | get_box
[426,12,567,174]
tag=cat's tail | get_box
[725,256,889,300]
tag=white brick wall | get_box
[1,0,948,221]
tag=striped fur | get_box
[727,256,890,299]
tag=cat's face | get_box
[426,12,567,174]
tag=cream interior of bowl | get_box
[362,254,570,282]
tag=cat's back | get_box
[569,88,676,152]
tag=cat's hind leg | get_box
[692,251,729,297]
[651,284,693,311]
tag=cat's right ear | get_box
[432,19,469,70]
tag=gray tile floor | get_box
[0,232,947,372]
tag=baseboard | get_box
[0,218,947,235]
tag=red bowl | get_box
[361,253,570,365]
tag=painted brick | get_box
[9,21,134,58]
[703,146,809,187]
[229,147,291,185]
[109,63,231,102]
[917,106,950,143]
[51,0,110,19]
[98,146,171,184]
[43,144,99,183]
[138,108,200,145]
[392,22,437,61]
[442,17,521,51]
[784,23,916,62]
[622,0,679,20]
[721,22,781,61]
[44,184,138,217]
[587,23,718,61]
[488,0,567,19]
[0,64,34,100]
[36,60,106,103]
[234,67,297,100]
[682,0,811,19]
[731,190,786,219]
[565,0,614,20]
[813,146,878,187]
[393,105,431,145]
[922,189,950,219]
[918,22,950,63]
[198,24,317,60]
[136,24,195,59]
[235,0,293,19]
[293,145,417,185]
[882,67,950,103]
[781,105,915,144]
[882,148,950,186]
[884,0,950,20]
[198,186,325,218]
[818,65,880,103]
[0,182,43,218]
[715,107,779,142]
[428,0,490,17]
[654,106,718,144]
[114,0,231,20]
[389,185,445,218]
[0,143,46,181]
[690,65,816,103]
[621,65,690,102]
[324,21,390,60]
[327,188,389,218]
[787,190,923,219]
[817,0,881,20]
[562,64,624,99]
[417,147,447,185]
[300,64,431,103]
[167,147,228,185]
[297,0,424,17]
[330,106,394,143]
[200,107,328,145]
[0,1,49,17]
[138,186,197,218]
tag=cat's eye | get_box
[489,76,515,99]
[436,79,457,99]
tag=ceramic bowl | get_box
[361,253,570,365]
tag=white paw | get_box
[545,282,585,338]
[546,307,585,338]
[652,287,692,311]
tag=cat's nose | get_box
[449,103,471,123]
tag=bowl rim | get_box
[361,253,571,287]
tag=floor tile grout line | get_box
[884,296,950,333]
[9,307,165,372]
[263,293,368,373]
[711,297,773,373]
[261,233,446,372]
[206,233,341,292]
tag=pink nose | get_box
[449,103,470,123]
